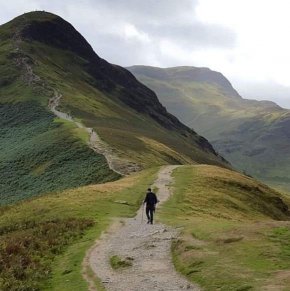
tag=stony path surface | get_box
[85,166,199,291]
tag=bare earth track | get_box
[83,166,199,291]
[48,89,140,176]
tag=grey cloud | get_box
[0,0,236,66]
[84,0,236,49]
[146,22,235,49]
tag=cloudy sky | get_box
[1,0,290,107]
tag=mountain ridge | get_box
[0,12,228,204]
[129,65,242,98]
[128,65,290,189]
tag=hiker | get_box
[143,188,158,224]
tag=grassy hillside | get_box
[0,168,158,290]
[0,13,228,204]
[0,102,119,206]
[7,11,227,169]
[128,65,290,190]
[2,164,290,290]
[159,165,290,290]
[0,12,120,205]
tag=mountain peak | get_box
[9,11,59,25]
[8,11,98,61]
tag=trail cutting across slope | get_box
[48,89,141,176]
[83,166,199,291]
[13,25,140,176]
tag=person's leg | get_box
[146,207,150,223]
[149,208,154,224]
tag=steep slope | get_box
[0,102,119,205]
[128,65,290,189]
[0,12,227,204]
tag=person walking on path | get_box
[143,188,158,224]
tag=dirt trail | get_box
[48,90,140,176]
[13,26,140,176]
[84,165,199,291]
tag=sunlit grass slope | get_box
[0,167,158,290]
[128,65,290,190]
[159,165,290,290]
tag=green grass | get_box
[0,102,119,205]
[110,255,133,269]
[0,167,158,290]
[53,118,90,144]
[159,165,290,290]
[0,218,94,290]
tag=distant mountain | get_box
[128,65,290,189]
[0,12,227,204]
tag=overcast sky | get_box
[1,0,290,108]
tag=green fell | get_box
[0,12,228,204]
[0,102,119,205]
[128,65,290,190]
[159,165,290,290]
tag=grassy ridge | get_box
[0,102,119,205]
[0,14,120,205]
[25,41,225,169]
[0,167,158,290]
[0,13,227,205]
[159,166,290,290]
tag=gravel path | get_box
[48,89,141,176]
[85,166,199,291]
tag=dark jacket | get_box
[144,191,158,208]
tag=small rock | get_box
[114,200,129,205]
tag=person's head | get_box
[147,188,151,192]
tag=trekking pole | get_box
[141,203,144,224]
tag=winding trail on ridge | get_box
[47,90,139,176]
[83,165,199,291]
[13,24,140,176]
[48,90,140,176]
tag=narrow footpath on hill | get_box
[83,165,199,291]
[48,90,140,176]
[13,23,139,176]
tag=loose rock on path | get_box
[84,165,200,291]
